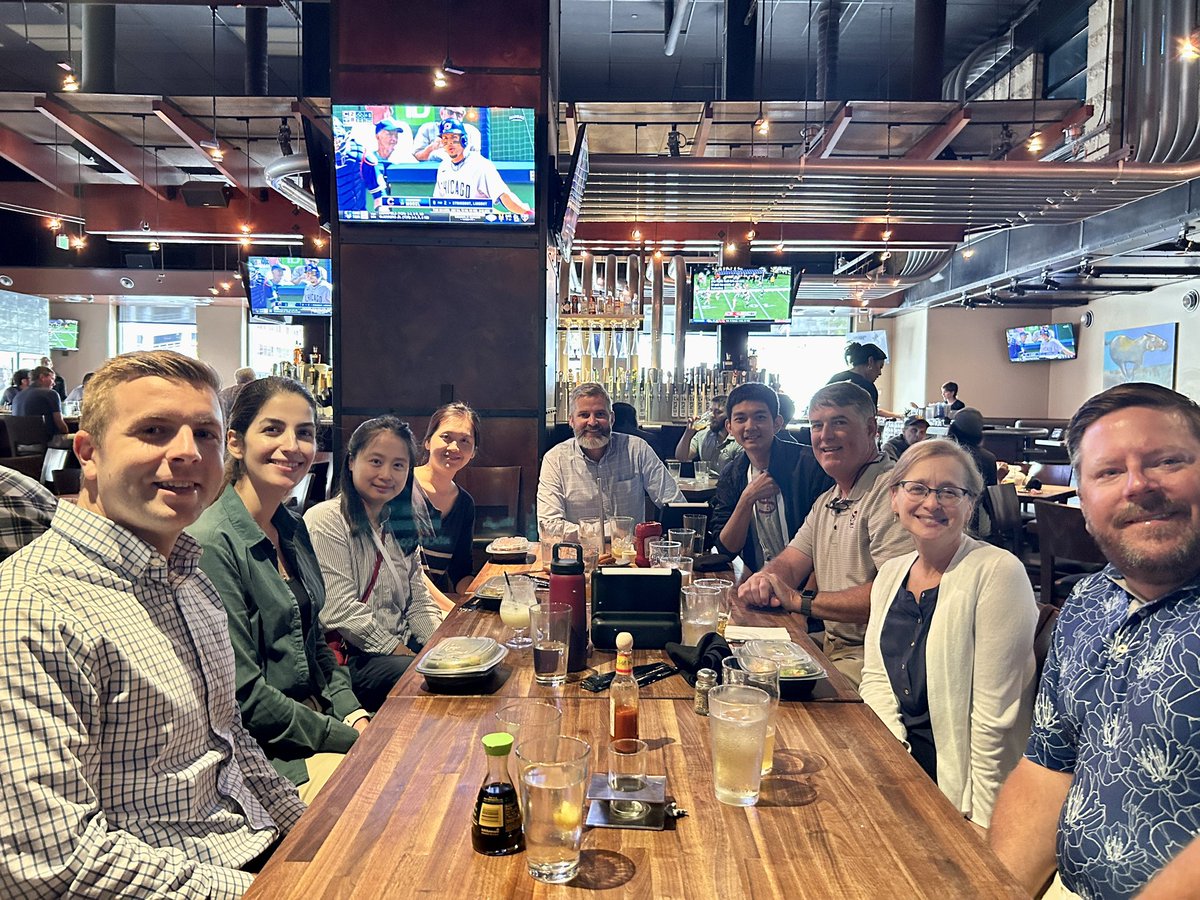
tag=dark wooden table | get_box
[1016,483,1076,504]
[245,695,1023,898]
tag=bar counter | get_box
[245,553,1024,898]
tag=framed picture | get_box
[1102,322,1178,389]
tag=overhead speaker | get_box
[180,181,231,208]
[1080,310,1094,328]
[1182,289,1199,312]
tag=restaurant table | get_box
[391,559,860,702]
[674,478,716,502]
[1015,484,1076,504]
[245,693,1023,898]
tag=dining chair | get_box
[1033,500,1107,606]
[1033,601,1060,682]
[984,483,1026,559]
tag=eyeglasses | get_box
[896,481,973,505]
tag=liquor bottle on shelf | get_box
[609,632,639,741]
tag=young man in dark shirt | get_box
[11,366,68,441]
[709,383,833,572]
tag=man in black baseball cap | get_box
[882,414,929,461]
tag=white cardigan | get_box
[859,535,1037,827]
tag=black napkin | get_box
[665,633,732,686]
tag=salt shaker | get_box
[693,668,717,716]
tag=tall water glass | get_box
[708,684,770,806]
[578,516,603,572]
[722,656,781,774]
[695,577,735,636]
[668,528,695,558]
[666,460,682,481]
[529,603,570,686]
[676,556,694,587]
[680,584,721,645]
[682,513,709,553]
[693,460,710,484]
[539,519,566,567]
[516,735,592,884]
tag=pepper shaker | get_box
[693,668,717,716]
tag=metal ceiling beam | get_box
[574,220,964,246]
[806,105,853,158]
[1006,103,1094,163]
[904,107,971,159]
[152,98,249,190]
[0,123,69,194]
[34,95,177,200]
[291,99,330,140]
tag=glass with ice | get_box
[499,576,537,650]
[680,584,721,645]
[707,684,770,806]
[516,735,592,884]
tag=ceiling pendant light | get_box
[201,7,224,162]
[61,0,78,91]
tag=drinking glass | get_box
[494,700,563,745]
[695,577,735,636]
[609,516,635,565]
[682,513,709,554]
[516,735,592,884]
[499,576,538,649]
[608,738,648,819]
[647,539,682,567]
[578,516,604,572]
[680,584,721,645]
[693,460,710,484]
[666,460,682,481]
[529,603,570,686]
[676,556,694,587]
[722,656,780,774]
[707,684,770,806]
[538,519,566,567]
[668,528,695,558]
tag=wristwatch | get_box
[799,589,817,618]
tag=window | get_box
[249,321,305,377]
[118,304,198,357]
[1045,26,1087,100]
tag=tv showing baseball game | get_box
[49,319,79,351]
[690,266,794,324]
[245,256,333,317]
[1005,323,1078,362]
[332,104,536,226]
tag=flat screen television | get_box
[302,114,334,230]
[555,124,588,254]
[1006,323,1077,362]
[245,256,333,317]
[332,104,536,226]
[49,318,79,351]
[690,266,794,324]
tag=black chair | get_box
[1033,500,1107,606]
[456,465,523,570]
[1034,602,1060,683]
[985,483,1026,559]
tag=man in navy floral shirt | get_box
[990,382,1200,899]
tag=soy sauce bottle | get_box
[472,733,524,856]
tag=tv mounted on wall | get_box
[690,266,794,324]
[49,319,79,351]
[1006,323,1078,362]
[332,104,536,226]
[554,124,588,254]
[245,256,333,317]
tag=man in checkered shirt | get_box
[0,351,305,897]
[0,466,56,562]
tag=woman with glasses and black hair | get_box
[859,438,1037,829]
[304,416,444,711]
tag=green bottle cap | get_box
[481,732,515,757]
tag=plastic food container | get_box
[736,640,827,699]
[416,637,508,689]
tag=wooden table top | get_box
[1015,483,1076,502]
[245,696,1023,898]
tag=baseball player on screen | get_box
[432,120,531,215]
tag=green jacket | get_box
[190,485,362,786]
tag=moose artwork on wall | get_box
[1103,322,1178,389]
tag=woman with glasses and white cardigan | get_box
[859,439,1038,829]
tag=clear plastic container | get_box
[416,637,507,677]
[736,640,826,681]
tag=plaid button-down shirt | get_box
[0,466,56,563]
[0,500,305,898]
